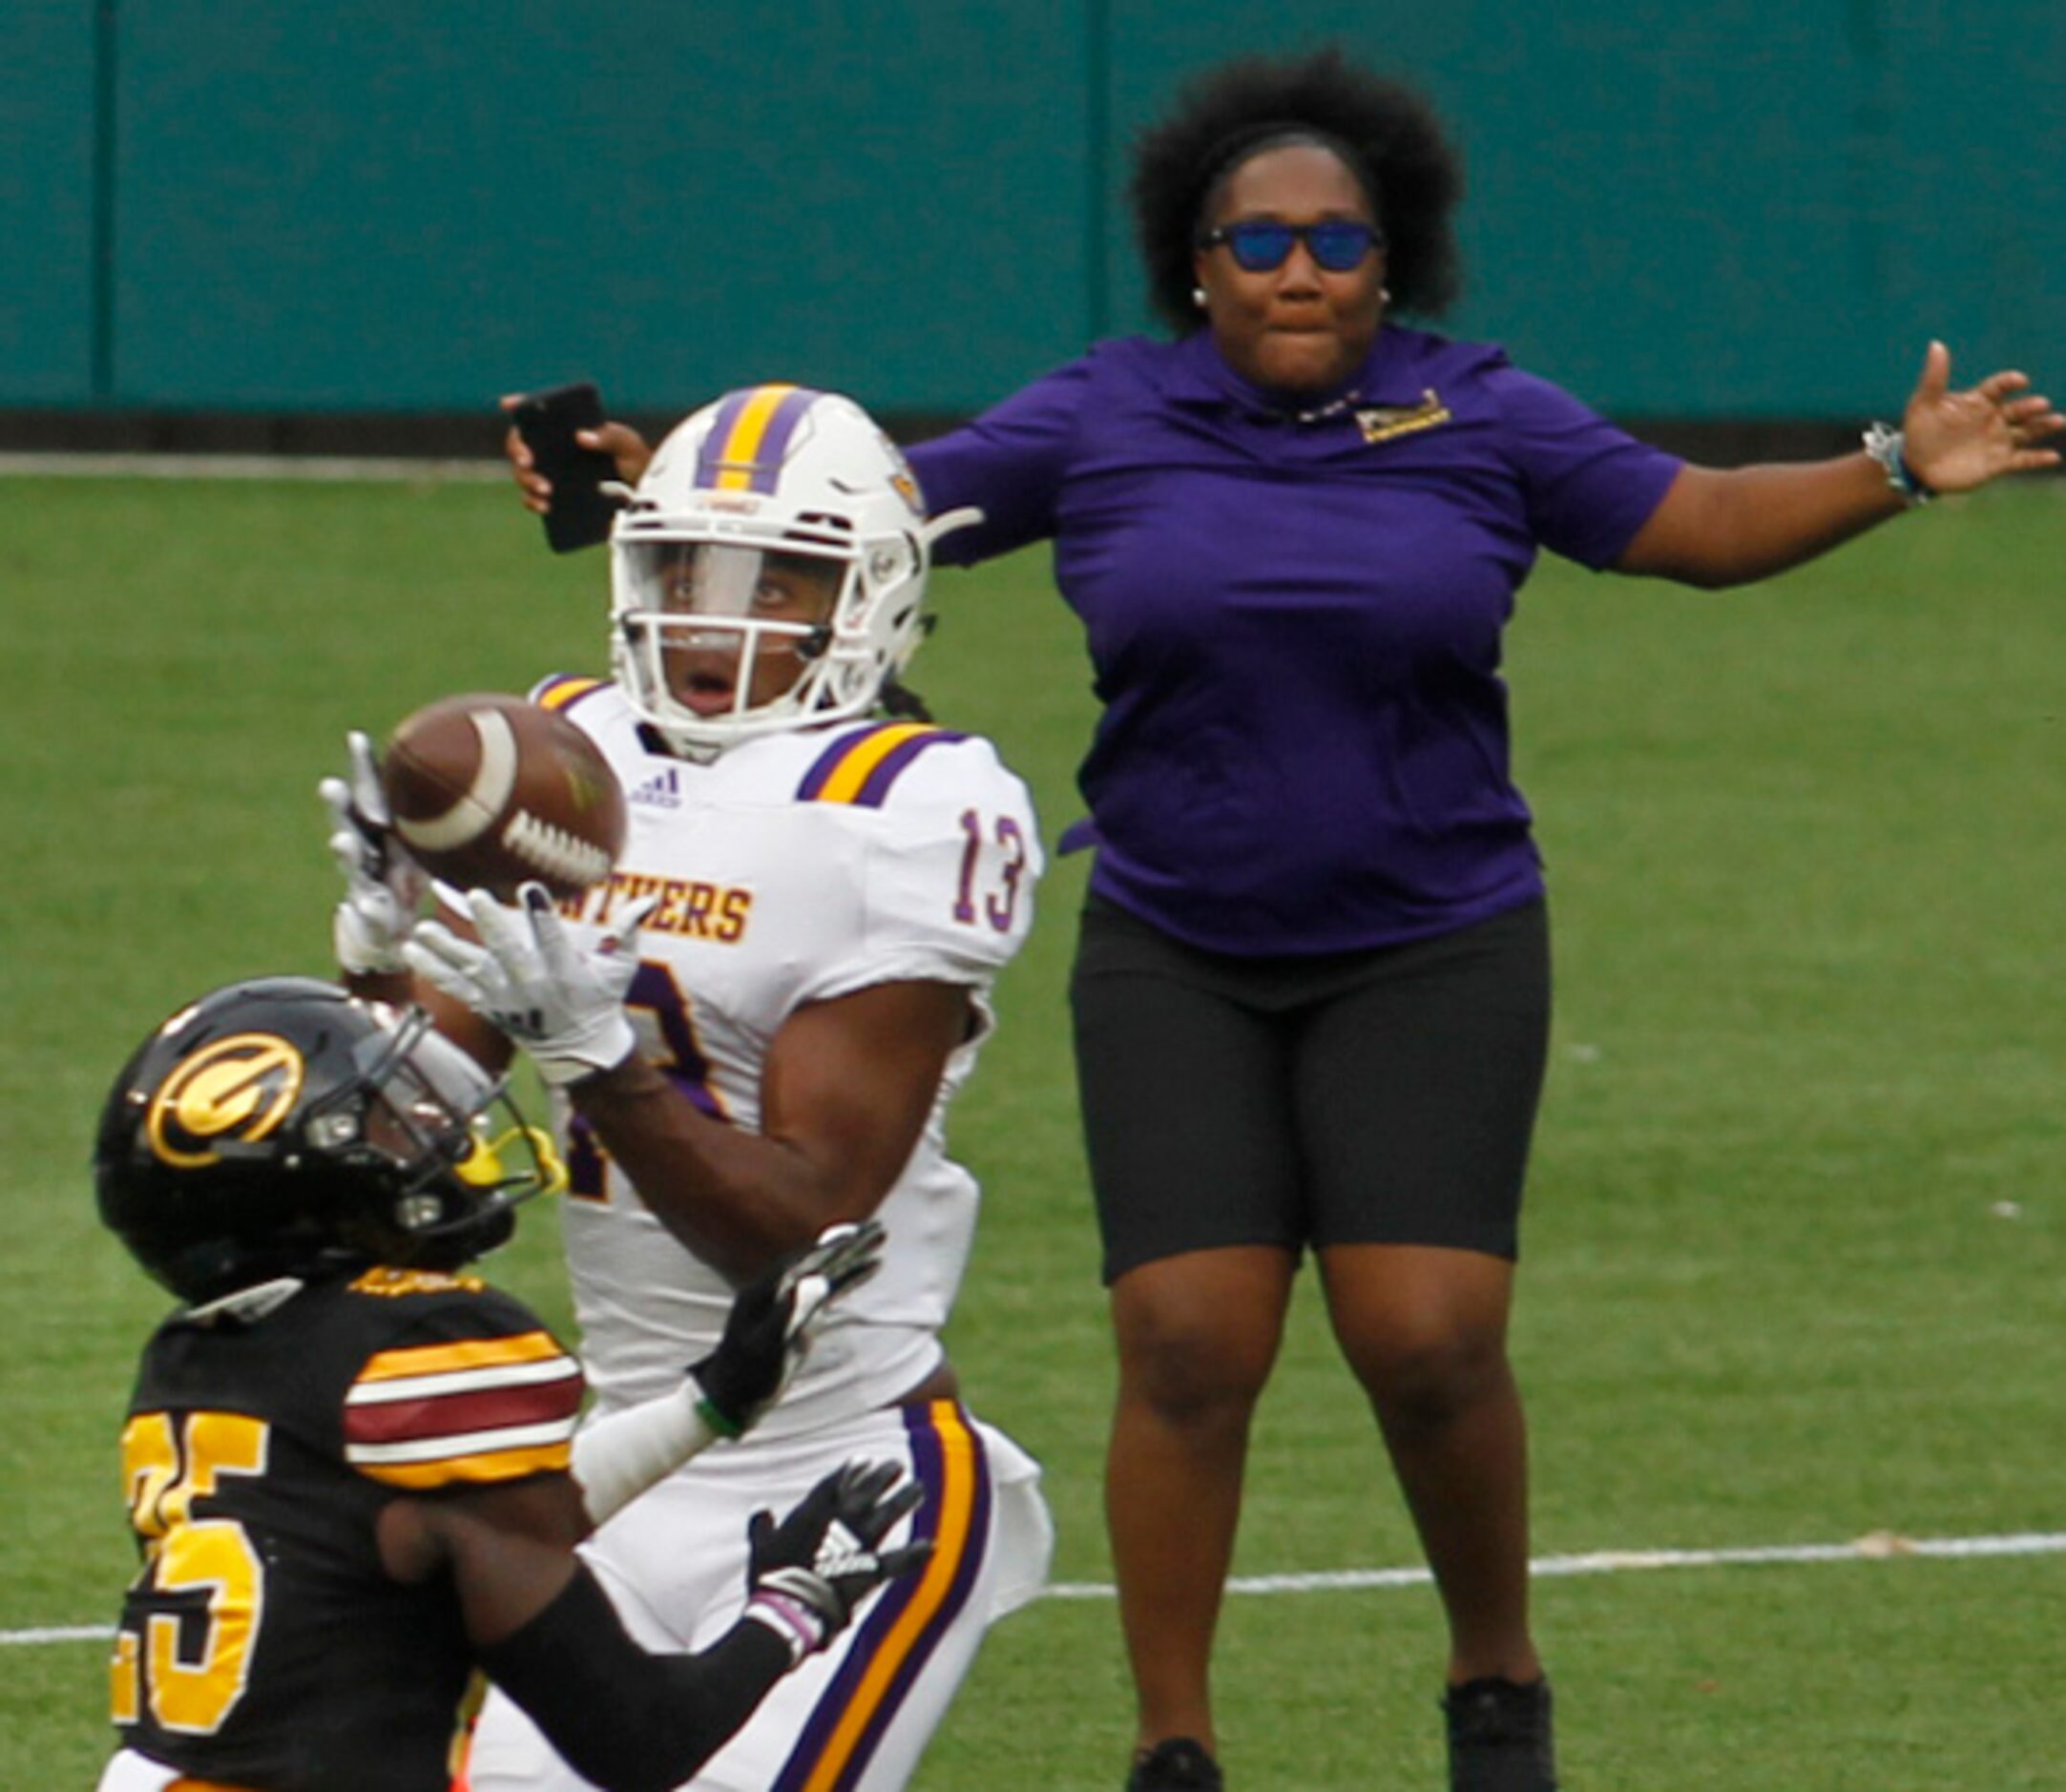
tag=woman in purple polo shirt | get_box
[504,49,2058,1792]
[907,48,2057,1792]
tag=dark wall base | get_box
[0,409,2037,471]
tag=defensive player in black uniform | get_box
[93,975,929,1792]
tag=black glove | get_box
[689,1220,886,1437]
[741,1461,931,1659]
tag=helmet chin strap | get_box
[921,506,985,549]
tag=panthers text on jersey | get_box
[526,675,1043,1437]
[108,1266,584,1792]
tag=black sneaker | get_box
[1443,1676,1558,1791]
[1126,1736,1225,1790]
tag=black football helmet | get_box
[95,976,562,1305]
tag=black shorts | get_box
[1069,896,1552,1282]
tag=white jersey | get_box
[529,675,1043,1441]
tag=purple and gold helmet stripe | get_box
[532,674,610,714]
[694,383,819,493]
[796,722,969,808]
[772,1400,992,1791]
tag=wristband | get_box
[742,1589,827,1664]
[694,1388,747,1441]
[570,1385,720,1527]
[1862,423,1935,507]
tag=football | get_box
[380,693,626,899]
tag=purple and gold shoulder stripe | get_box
[696,384,823,492]
[797,721,969,809]
[342,1329,584,1490]
[532,673,610,716]
[770,1400,994,1791]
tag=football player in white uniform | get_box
[329,385,1051,1790]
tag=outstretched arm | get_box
[405,884,971,1283]
[378,1458,923,1792]
[375,1473,788,1792]
[1616,342,2061,589]
[570,977,970,1281]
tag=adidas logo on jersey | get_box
[629,766,684,810]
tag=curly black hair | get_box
[1128,46,1464,334]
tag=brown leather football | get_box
[381,693,625,899]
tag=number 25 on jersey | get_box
[113,1410,270,1735]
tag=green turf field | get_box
[6,469,2064,1788]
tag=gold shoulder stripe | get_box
[356,1330,565,1383]
[813,722,936,804]
[353,1440,574,1490]
[536,676,607,713]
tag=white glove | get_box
[405,883,654,1087]
[319,730,428,976]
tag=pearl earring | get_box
[1192,286,1208,309]
[1380,287,1392,302]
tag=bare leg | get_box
[1106,1245,1299,1755]
[1317,1243,1540,1685]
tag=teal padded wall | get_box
[6,2,2062,420]
[104,1,1095,414]
[0,0,98,401]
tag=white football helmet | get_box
[610,385,950,759]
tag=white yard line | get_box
[1040,1528,2066,1600]
[2,1625,113,1646]
[14,1530,2066,1640]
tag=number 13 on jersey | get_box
[954,809,1029,932]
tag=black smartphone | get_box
[511,381,621,552]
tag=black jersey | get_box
[110,1266,585,1791]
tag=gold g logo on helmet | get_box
[145,1033,307,1169]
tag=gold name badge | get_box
[1356,388,1452,446]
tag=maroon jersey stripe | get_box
[343,1375,584,1448]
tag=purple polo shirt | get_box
[909,326,1682,956]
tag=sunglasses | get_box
[1199,219,1384,274]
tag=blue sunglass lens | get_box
[1221,221,1375,273]
[1306,222,1376,271]
[1225,223,1295,271]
